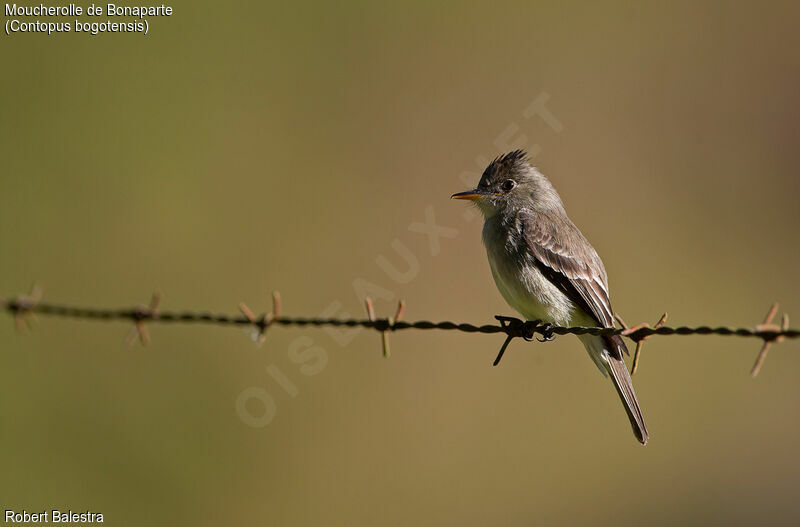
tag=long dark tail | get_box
[604,335,649,445]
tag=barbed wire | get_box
[2,284,797,377]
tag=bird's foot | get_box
[519,319,541,341]
[536,323,556,342]
[493,316,539,366]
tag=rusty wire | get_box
[1,285,798,376]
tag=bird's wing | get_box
[518,209,615,329]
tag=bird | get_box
[451,150,648,444]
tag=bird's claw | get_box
[519,320,540,341]
[536,323,556,342]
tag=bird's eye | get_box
[501,179,516,192]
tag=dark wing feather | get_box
[518,209,616,329]
[519,211,639,439]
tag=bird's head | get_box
[451,150,563,218]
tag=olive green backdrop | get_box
[2,1,799,525]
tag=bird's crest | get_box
[482,149,531,179]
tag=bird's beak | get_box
[450,189,493,201]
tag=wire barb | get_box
[239,290,281,346]
[364,297,402,358]
[492,316,539,365]
[124,292,160,347]
[750,303,789,377]
[9,283,42,332]
[617,313,668,375]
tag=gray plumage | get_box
[453,150,648,445]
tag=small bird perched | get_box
[452,150,648,444]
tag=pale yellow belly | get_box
[487,248,578,326]
[486,244,610,373]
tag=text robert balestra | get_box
[4,510,104,523]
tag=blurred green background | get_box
[2,1,799,525]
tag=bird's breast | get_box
[482,218,574,326]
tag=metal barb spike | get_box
[364,297,391,358]
[125,292,160,347]
[751,303,786,377]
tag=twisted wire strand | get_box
[4,298,798,342]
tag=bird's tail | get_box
[602,335,648,445]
